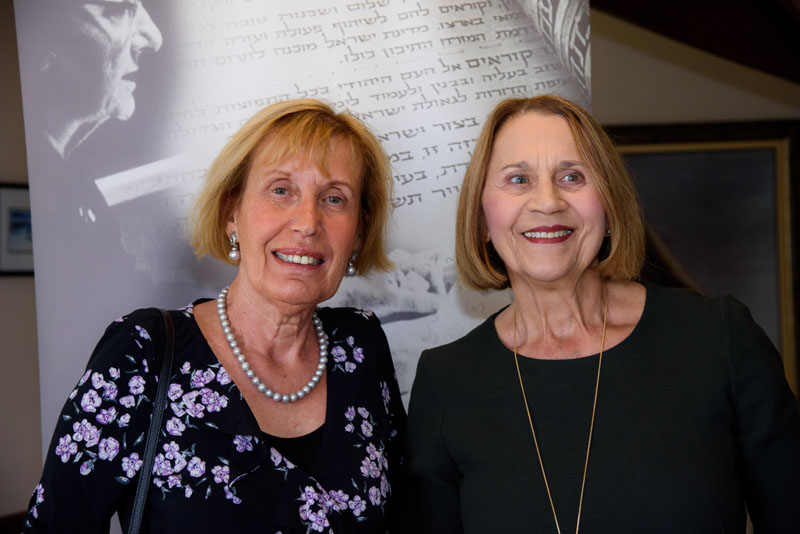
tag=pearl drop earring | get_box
[228,232,240,262]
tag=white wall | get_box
[1,6,799,517]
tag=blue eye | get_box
[273,187,288,195]
[326,195,343,205]
[510,174,528,185]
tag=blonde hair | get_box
[192,99,393,274]
[456,95,645,290]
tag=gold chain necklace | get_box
[513,293,608,534]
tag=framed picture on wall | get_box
[606,121,799,396]
[0,184,33,275]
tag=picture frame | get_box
[606,121,799,395]
[0,184,33,275]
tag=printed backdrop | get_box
[15,0,591,447]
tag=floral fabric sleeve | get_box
[24,311,161,533]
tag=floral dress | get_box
[24,302,406,533]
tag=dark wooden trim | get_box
[0,511,26,534]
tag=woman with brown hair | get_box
[406,94,800,533]
[25,99,405,533]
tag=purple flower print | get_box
[96,407,117,425]
[28,484,45,519]
[167,383,183,401]
[162,440,180,459]
[81,390,102,413]
[216,367,231,385]
[366,443,379,460]
[109,367,120,379]
[352,347,364,363]
[301,485,319,504]
[331,346,347,363]
[348,495,366,516]
[91,372,105,389]
[128,375,146,395]
[345,423,354,433]
[381,382,390,406]
[346,336,355,347]
[380,474,390,497]
[55,434,78,462]
[98,437,120,461]
[186,402,205,419]
[172,454,187,473]
[344,362,356,373]
[233,435,253,453]
[120,395,135,408]
[167,474,182,488]
[184,486,193,498]
[360,421,373,438]
[187,456,205,477]
[102,381,118,401]
[78,370,91,387]
[212,464,230,484]
[345,406,356,421]
[270,447,283,466]
[135,325,151,340]
[357,407,370,419]
[170,402,186,418]
[190,369,215,388]
[200,389,228,412]
[355,308,373,319]
[329,490,350,512]
[121,453,143,478]
[118,413,131,428]
[72,419,100,447]
[142,359,149,374]
[166,417,185,436]
[224,485,241,504]
[308,510,330,532]
[360,456,380,479]
[153,478,164,488]
[153,454,173,477]
[80,460,94,476]
[368,486,382,506]
[180,362,191,375]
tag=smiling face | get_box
[68,0,163,121]
[481,112,608,288]
[227,138,363,309]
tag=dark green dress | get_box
[407,285,800,533]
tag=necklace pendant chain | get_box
[217,286,328,403]
[513,292,609,534]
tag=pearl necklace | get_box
[216,286,328,403]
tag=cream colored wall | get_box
[0,0,41,518]
[591,10,800,123]
[1,6,799,517]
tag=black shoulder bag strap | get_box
[128,309,175,534]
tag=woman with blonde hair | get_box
[26,99,406,533]
[406,94,800,533]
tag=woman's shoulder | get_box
[642,283,746,324]
[417,312,501,374]
[317,306,384,330]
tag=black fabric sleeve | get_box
[723,296,800,532]
[405,350,464,534]
[23,311,162,533]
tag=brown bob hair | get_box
[456,94,645,290]
[192,99,393,274]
